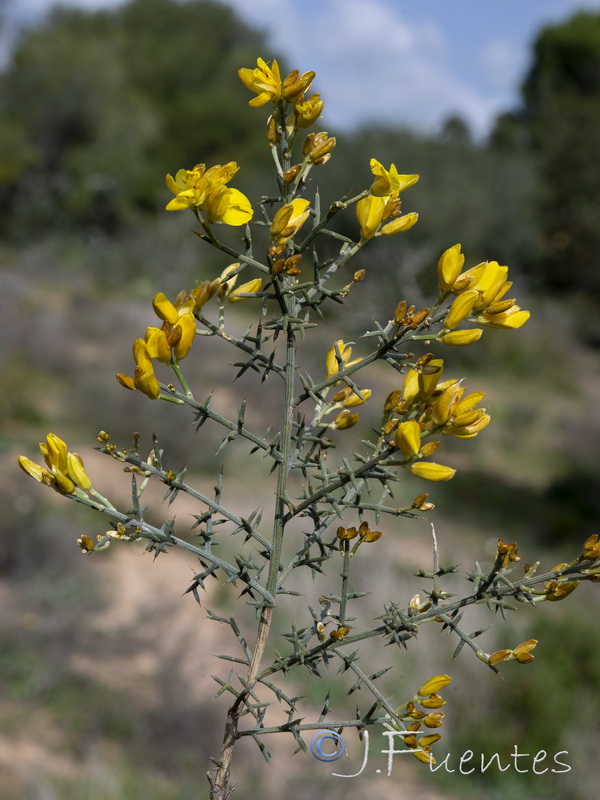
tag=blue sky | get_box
[6,0,600,135]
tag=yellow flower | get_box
[444,290,479,330]
[227,278,263,303]
[395,420,421,456]
[437,244,465,292]
[431,381,462,425]
[402,369,420,406]
[440,328,483,346]
[356,194,387,240]
[206,185,254,226]
[342,388,371,407]
[378,213,419,237]
[417,358,444,399]
[417,675,452,696]
[271,198,311,249]
[165,162,253,225]
[294,93,324,128]
[331,410,359,430]
[325,340,353,379]
[418,694,446,709]
[282,69,316,102]
[369,158,419,197]
[144,327,171,363]
[117,338,160,399]
[337,525,360,540]
[409,462,456,482]
[18,433,93,495]
[513,639,538,663]
[172,313,196,360]
[476,304,530,329]
[148,291,198,361]
[238,57,283,106]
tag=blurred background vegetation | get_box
[1,1,600,798]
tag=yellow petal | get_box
[356,194,386,240]
[453,391,485,416]
[402,369,420,405]
[165,190,197,211]
[18,456,53,484]
[51,465,75,494]
[228,278,263,303]
[116,373,136,391]
[67,452,92,491]
[45,433,68,473]
[440,328,483,346]
[152,292,179,325]
[332,410,359,430]
[133,338,154,374]
[395,420,421,456]
[444,290,479,330]
[417,674,453,696]
[409,462,456,482]
[133,366,160,400]
[418,358,444,399]
[343,388,371,407]
[432,382,462,425]
[437,244,464,292]
[379,212,419,236]
[217,187,254,226]
[326,340,352,379]
[173,313,196,360]
[145,327,172,363]
[477,308,531,329]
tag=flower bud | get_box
[437,244,464,292]
[417,675,452,696]
[441,328,483,346]
[409,462,456,482]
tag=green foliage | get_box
[0,0,274,236]
[494,11,600,300]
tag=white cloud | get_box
[224,0,503,135]
[9,0,571,136]
[481,39,527,93]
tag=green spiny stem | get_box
[162,385,283,463]
[69,493,274,603]
[259,559,600,682]
[197,315,285,377]
[171,362,193,397]
[284,447,395,522]
[211,282,297,799]
[339,539,351,626]
[237,717,398,737]
[105,450,253,531]
[335,650,407,730]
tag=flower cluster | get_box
[239,57,322,133]
[337,521,382,557]
[384,674,452,765]
[116,267,264,400]
[18,433,93,495]
[270,198,311,254]
[319,340,371,431]
[116,287,206,399]
[487,639,538,666]
[382,357,489,482]
[165,162,253,226]
[437,244,530,346]
[356,158,419,241]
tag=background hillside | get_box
[1,2,600,798]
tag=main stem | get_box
[209,320,296,800]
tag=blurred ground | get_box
[2,249,600,799]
